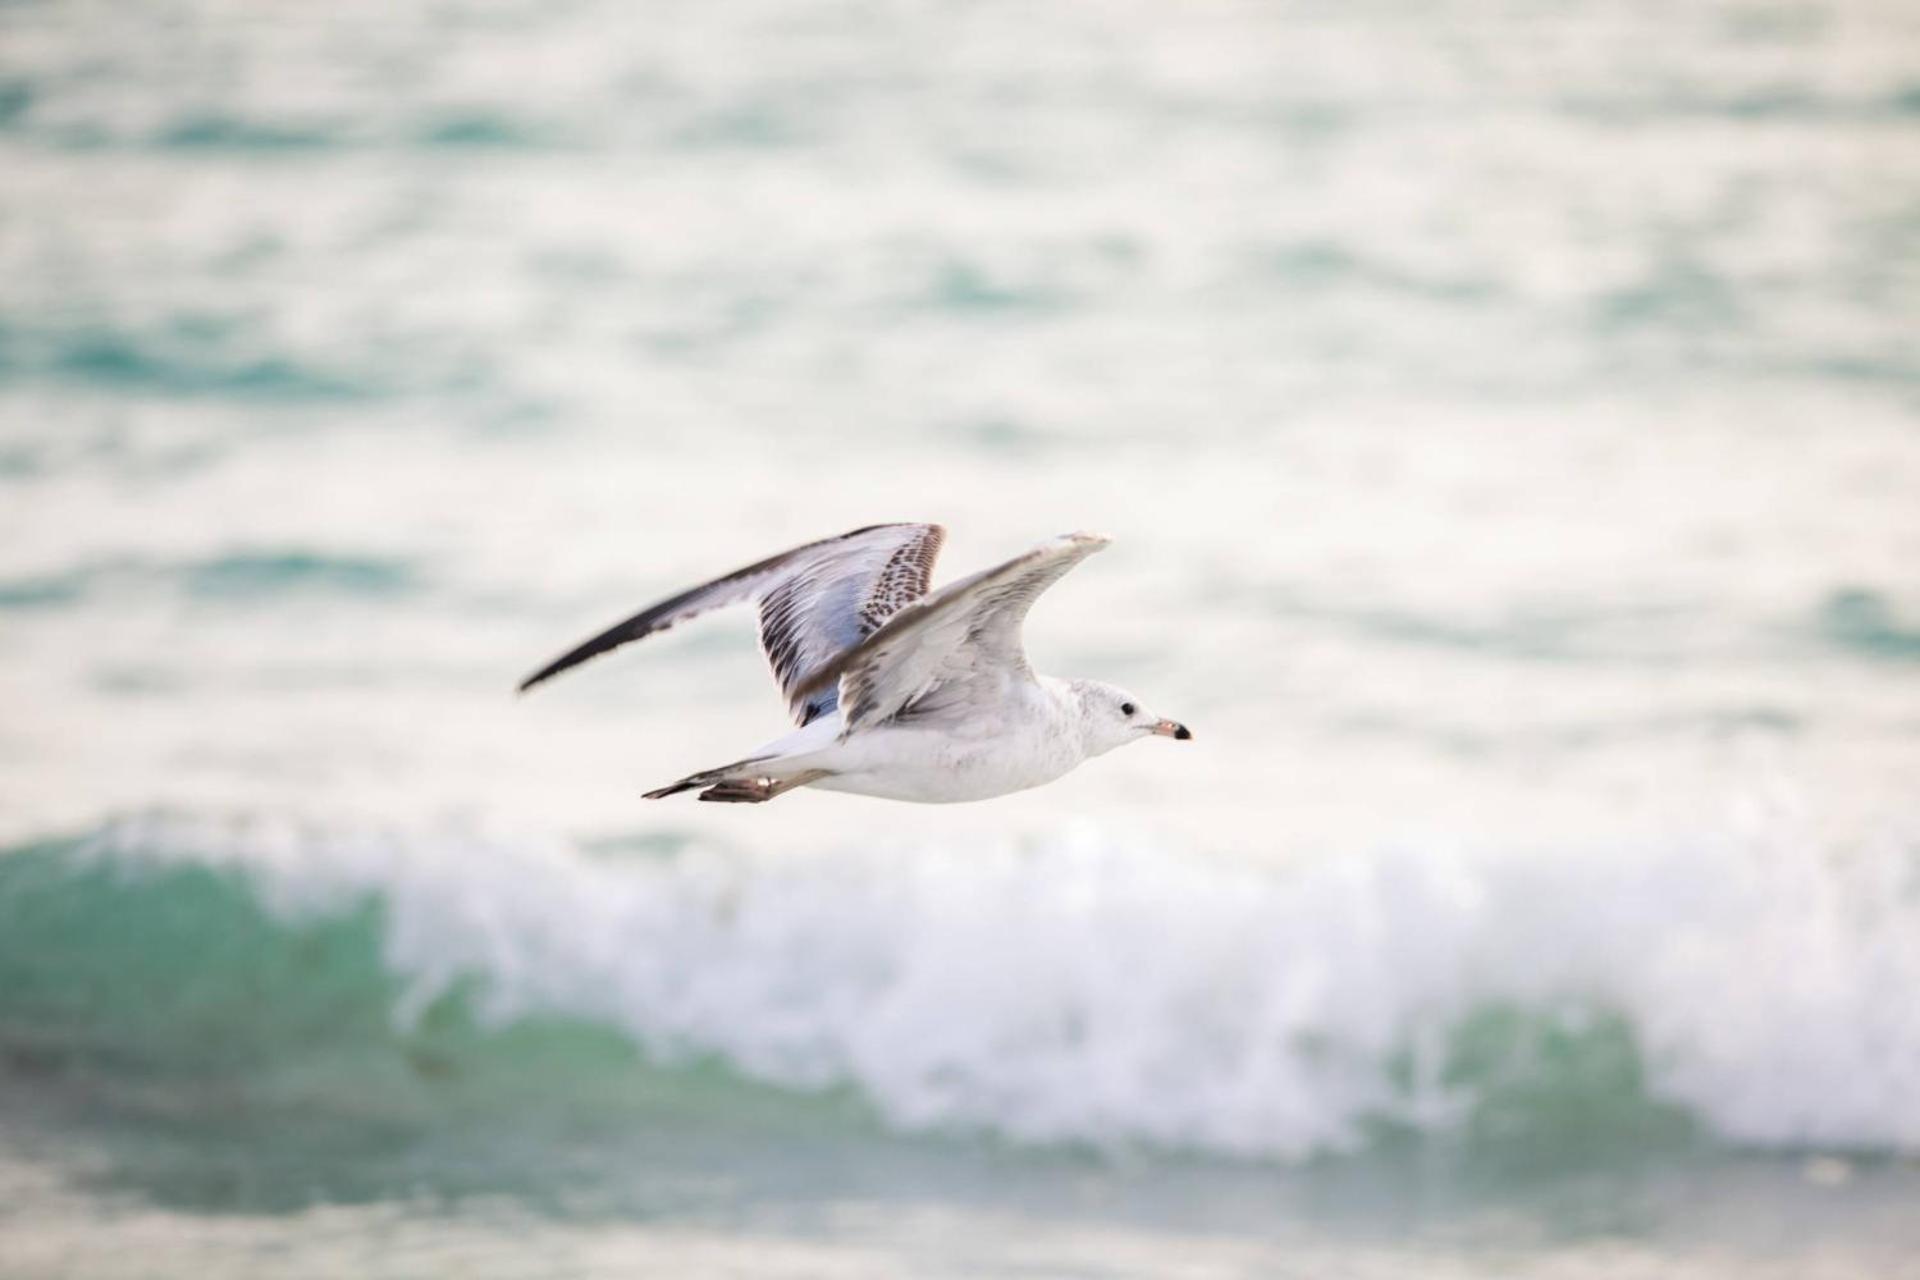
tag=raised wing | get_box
[518,523,946,725]
[790,531,1110,733]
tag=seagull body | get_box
[518,524,1190,804]
[737,673,1091,804]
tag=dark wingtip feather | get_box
[513,606,691,696]
[514,522,946,706]
[516,646,586,692]
[515,650,590,695]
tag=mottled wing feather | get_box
[791,532,1110,734]
[517,523,946,725]
[758,525,945,723]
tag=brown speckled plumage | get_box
[519,522,947,727]
[524,529,1187,806]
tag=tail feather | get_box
[643,756,764,800]
[694,768,832,804]
[641,777,706,800]
[697,780,774,803]
[645,757,831,803]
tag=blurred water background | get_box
[3,0,1920,1275]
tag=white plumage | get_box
[519,524,1190,804]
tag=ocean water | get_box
[3,0,1920,1275]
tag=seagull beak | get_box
[1152,719,1192,741]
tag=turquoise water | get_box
[4,0,1920,1274]
[6,826,1920,1277]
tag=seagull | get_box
[518,523,1191,803]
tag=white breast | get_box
[810,685,1088,803]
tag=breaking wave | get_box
[3,812,1916,1164]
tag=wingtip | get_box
[515,667,556,697]
[1063,530,1114,549]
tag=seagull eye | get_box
[1120,701,1136,717]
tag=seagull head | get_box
[1067,679,1192,757]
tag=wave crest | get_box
[7,813,1917,1162]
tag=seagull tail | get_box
[641,775,714,800]
[643,754,829,803]
[645,716,845,802]
[642,758,756,800]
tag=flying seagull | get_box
[518,523,1191,803]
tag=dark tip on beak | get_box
[1151,718,1192,741]
[1173,724,1192,741]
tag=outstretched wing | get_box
[517,523,946,725]
[790,531,1110,734]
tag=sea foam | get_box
[74,810,1920,1160]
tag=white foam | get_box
[88,811,1920,1159]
